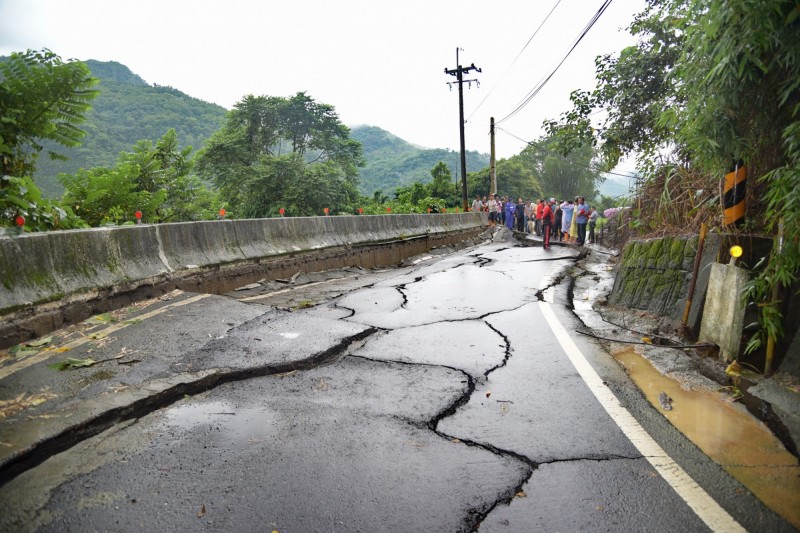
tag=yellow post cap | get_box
[730,245,743,258]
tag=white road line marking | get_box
[539,299,745,532]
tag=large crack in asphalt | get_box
[0,326,379,489]
[347,352,534,532]
[5,233,595,530]
[341,250,619,532]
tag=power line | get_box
[496,0,614,126]
[496,126,639,179]
[466,0,563,122]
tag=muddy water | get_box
[613,348,800,528]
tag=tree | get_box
[0,49,97,231]
[520,138,602,201]
[428,161,455,201]
[543,0,686,171]
[60,130,219,225]
[543,0,800,354]
[60,163,166,226]
[0,49,98,177]
[196,92,364,217]
[468,158,543,200]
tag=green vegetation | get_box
[545,0,800,353]
[352,125,490,196]
[195,92,364,218]
[0,49,97,231]
[34,60,227,198]
[60,129,218,225]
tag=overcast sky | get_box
[0,0,645,162]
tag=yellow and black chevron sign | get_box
[723,164,746,226]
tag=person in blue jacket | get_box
[505,198,515,229]
[575,197,590,245]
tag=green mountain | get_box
[351,125,490,195]
[34,60,228,197]
[28,60,490,198]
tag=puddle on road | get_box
[613,348,800,528]
[164,400,276,446]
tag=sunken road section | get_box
[0,213,486,348]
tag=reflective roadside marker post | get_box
[386,207,391,213]
[219,208,226,219]
[135,211,142,224]
[358,208,363,215]
[13,215,24,235]
[279,208,285,217]
[324,207,330,216]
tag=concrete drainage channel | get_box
[566,249,800,528]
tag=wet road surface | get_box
[0,231,793,532]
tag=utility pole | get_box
[445,48,481,212]
[489,117,496,195]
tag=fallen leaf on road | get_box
[9,337,55,359]
[485,391,491,398]
[198,505,206,518]
[88,331,109,341]
[48,357,97,371]
[0,392,57,418]
[515,491,527,498]
[9,345,39,359]
[26,336,53,347]
[84,313,115,325]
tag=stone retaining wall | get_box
[610,234,721,329]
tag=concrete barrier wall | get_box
[0,213,485,316]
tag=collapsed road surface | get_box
[0,229,793,532]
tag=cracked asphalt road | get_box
[0,230,792,532]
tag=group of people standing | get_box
[472,194,599,250]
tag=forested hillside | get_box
[34,60,228,197]
[27,60,489,198]
[351,126,490,195]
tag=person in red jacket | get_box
[535,199,545,236]
[541,199,554,249]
